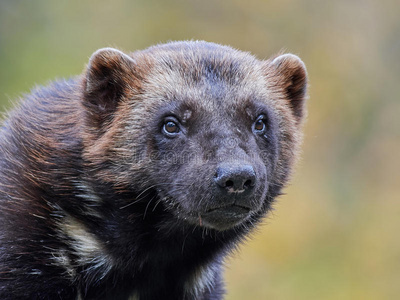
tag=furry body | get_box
[0,41,307,299]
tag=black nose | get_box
[214,164,256,192]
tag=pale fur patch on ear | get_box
[83,47,140,139]
[271,53,308,122]
[86,47,136,93]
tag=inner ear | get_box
[83,48,136,130]
[270,54,308,122]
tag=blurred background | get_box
[0,0,399,299]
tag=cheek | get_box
[257,130,280,169]
[165,158,215,210]
[244,135,279,192]
[148,144,192,187]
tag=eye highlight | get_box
[162,120,180,136]
[253,115,267,133]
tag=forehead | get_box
[138,45,273,114]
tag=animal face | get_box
[143,81,280,231]
[82,41,307,231]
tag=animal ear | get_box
[83,48,136,129]
[270,54,308,122]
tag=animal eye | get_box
[253,115,267,132]
[163,121,180,135]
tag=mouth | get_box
[200,204,251,231]
[205,204,250,214]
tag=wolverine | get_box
[0,41,307,299]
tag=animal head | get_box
[82,41,307,231]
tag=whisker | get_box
[119,182,192,210]
[143,194,157,220]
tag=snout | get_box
[214,164,256,193]
[200,163,259,230]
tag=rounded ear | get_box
[83,48,136,130]
[270,54,308,122]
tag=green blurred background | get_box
[1,0,399,299]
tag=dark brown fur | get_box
[0,41,307,299]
